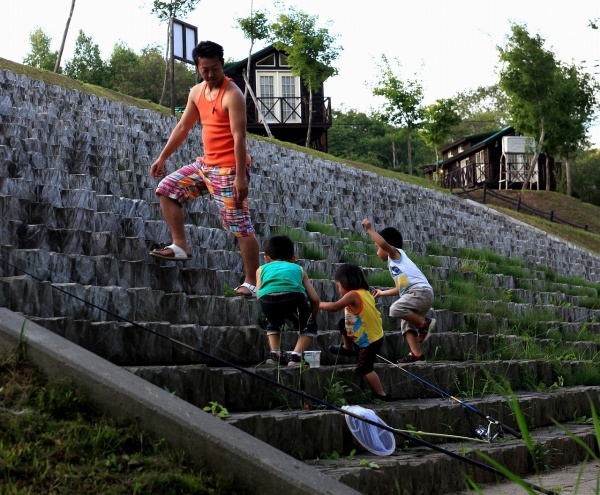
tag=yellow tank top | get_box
[343,289,384,348]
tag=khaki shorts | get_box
[389,287,434,335]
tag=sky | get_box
[2,0,599,147]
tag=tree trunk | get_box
[565,156,572,196]
[305,91,313,148]
[545,157,551,191]
[521,127,545,190]
[407,125,413,175]
[244,41,253,99]
[54,0,76,73]
[159,20,172,107]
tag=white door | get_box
[257,71,300,123]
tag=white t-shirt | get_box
[388,249,433,296]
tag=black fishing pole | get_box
[377,354,522,439]
[2,256,555,494]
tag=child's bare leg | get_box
[292,335,313,354]
[364,371,386,396]
[404,331,422,356]
[402,312,427,327]
[268,334,282,352]
[341,335,354,351]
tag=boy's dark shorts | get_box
[259,292,317,337]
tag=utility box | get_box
[502,136,535,154]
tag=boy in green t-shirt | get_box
[256,235,320,367]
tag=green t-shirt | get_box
[257,261,304,298]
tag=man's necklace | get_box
[207,86,220,114]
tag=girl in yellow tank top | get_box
[320,263,392,402]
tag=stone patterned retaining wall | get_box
[1,68,599,282]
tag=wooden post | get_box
[170,17,175,117]
[549,211,554,222]
[516,196,521,212]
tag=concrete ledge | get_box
[0,307,360,495]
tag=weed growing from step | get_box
[203,401,229,418]
[0,353,249,494]
[366,270,394,287]
[342,241,376,255]
[299,243,328,261]
[223,283,239,297]
[270,226,310,243]
[306,221,340,237]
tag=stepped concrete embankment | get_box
[1,67,599,282]
[2,68,600,494]
[0,307,359,495]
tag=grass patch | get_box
[0,352,250,495]
[305,221,339,237]
[270,226,310,243]
[299,244,328,261]
[366,271,393,287]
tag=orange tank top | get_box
[196,77,251,167]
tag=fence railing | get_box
[453,183,596,234]
[245,96,332,126]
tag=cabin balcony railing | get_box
[246,96,331,126]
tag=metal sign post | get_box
[171,17,198,115]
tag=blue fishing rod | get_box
[377,354,522,440]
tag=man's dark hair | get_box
[334,263,369,292]
[379,227,403,250]
[192,40,224,65]
[264,235,295,260]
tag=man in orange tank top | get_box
[149,41,259,297]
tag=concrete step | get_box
[311,423,597,495]
[222,387,600,460]
[123,359,592,413]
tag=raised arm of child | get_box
[361,218,399,260]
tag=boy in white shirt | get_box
[362,219,436,363]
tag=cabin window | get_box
[256,54,276,66]
[256,71,301,123]
[475,150,485,183]
[460,158,469,185]
[279,53,289,66]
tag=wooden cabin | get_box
[424,127,556,191]
[224,45,332,152]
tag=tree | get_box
[237,6,270,98]
[328,108,387,162]
[64,30,109,86]
[150,0,201,106]
[270,6,341,147]
[372,55,424,175]
[571,149,600,206]
[23,28,58,71]
[451,85,510,138]
[108,42,141,94]
[55,0,76,73]
[108,43,195,106]
[498,23,560,190]
[544,63,599,195]
[328,108,434,171]
[420,98,462,163]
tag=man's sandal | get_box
[235,282,256,297]
[149,243,192,261]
